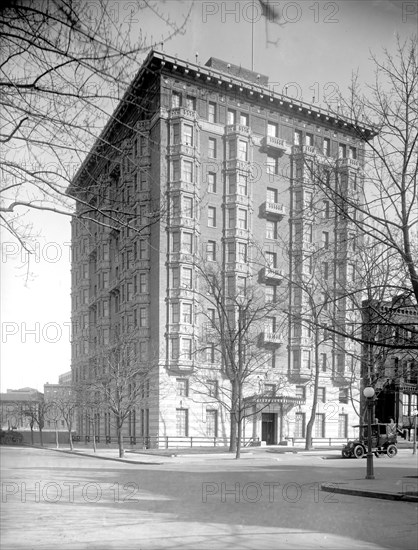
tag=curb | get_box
[28,445,163,466]
[320,483,418,502]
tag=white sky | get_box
[1,0,416,392]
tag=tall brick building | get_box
[69,51,374,447]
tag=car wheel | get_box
[386,444,397,458]
[353,445,364,459]
[342,449,351,458]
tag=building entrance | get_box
[261,413,276,445]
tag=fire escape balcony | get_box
[261,201,286,219]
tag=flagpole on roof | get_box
[251,0,254,70]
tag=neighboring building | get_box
[44,374,75,432]
[58,371,72,385]
[362,295,418,437]
[69,51,374,447]
[0,388,44,430]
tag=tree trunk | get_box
[55,423,59,449]
[229,381,238,453]
[305,329,320,450]
[117,423,124,458]
[235,415,242,459]
[92,413,97,453]
[68,421,74,451]
[30,425,34,445]
[39,427,43,446]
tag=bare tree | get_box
[0,0,192,248]
[86,333,155,457]
[193,259,288,458]
[47,386,78,450]
[22,401,47,446]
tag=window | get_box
[182,303,192,324]
[207,380,218,397]
[139,341,148,361]
[265,285,276,303]
[237,174,248,196]
[266,220,277,240]
[181,338,192,360]
[206,241,216,261]
[182,232,193,253]
[338,414,348,438]
[302,349,311,370]
[349,146,357,159]
[292,349,300,371]
[228,140,237,159]
[183,196,193,218]
[321,352,327,372]
[139,272,148,293]
[347,264,355,282]
[318,387,326,403]
[173,124,180,145]
[238,140,248,161]
[303,224,313,243]
[139,307,148,327]
[226,242,235,262]
[172,159,180,181]
[206,410,218,437]
[176,378,189,397]
[171,338,179,360]
[267,187,278,203]
[103,300,109,318]
[295,412,305,438]
[339,388,349,404]
[208,206,217,227]
[227,209,236,228]
[227,109,236,125]
[103,272,109,289]
[240,112,249,126]
[183,160,193,182]
[176,409,188,436]
[172,91,181,108]
[208,172,216,193]
[338,143,347,158]
[206,343,215,363]
[323,137,330,156]
[183,124,193,146]
[267,122,278,137]
[265,251,277,268]
[322,231,329,249]
[237,276,246,296]
[304,190,313,210]
[314,413,325,437]
[237,242,247,263]
[238,208,248,229]
[186,95,196,110]
[295,385,305,399]
[267,154,278,175]
[208,102,216,123]
[305,133,313,146]
[322,262,329,280]
[172,232,180,253]
[181,267,193,289]
[294,129,302,145]
[208,138,217,159]
[323,200,330,219]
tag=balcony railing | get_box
[262,330,283,345]
[225,124,250,136]
[224,159,251,172]
[170,107,196,120]
[261,266,284,283]
[337,158,360,170]
[262,201,286,218]
[168,144,200,158]
[263,135,287,152]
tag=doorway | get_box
[261,413,276,445]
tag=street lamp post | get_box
[412,410,418,456]
[363,386,375,480]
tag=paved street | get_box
[1,446,417,549]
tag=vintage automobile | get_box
[342,423,400,459]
